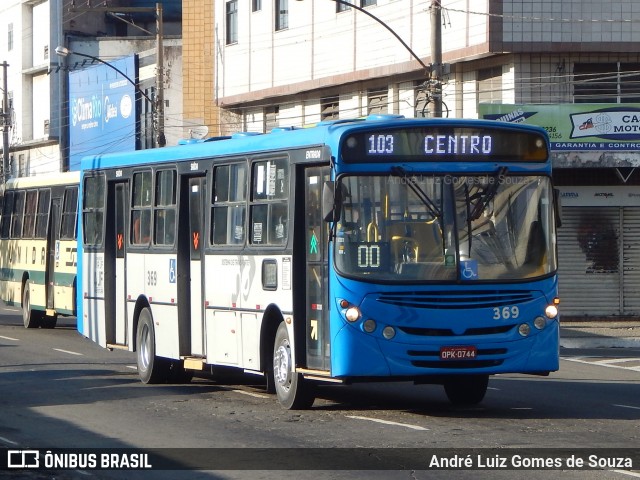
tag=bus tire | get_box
[136,308,169,384]
[22,280,43,328]
[443,374,489,406]
[273,322,315,410]
[167,360,194,384]
[41,314,58,329]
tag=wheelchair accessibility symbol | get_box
[460,259,478,280]
[169,259,177,283]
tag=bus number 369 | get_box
[493,306,520,320]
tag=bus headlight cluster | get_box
[533,316,546,330]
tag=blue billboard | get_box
[68,55,137,170]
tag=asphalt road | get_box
[0,305,639,480]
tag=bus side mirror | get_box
[553,188,562,228]
[322,181,340,222]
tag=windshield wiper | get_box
[391,166,441,219]
[468,166,508,221]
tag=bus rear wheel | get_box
[272,322,315,409]
[443,374,489,406]
[22,280,43,328]
[136,308,169,384]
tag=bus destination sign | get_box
[341,127,548,163]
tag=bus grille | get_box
[377,290,534,309]
[411,359,504,369]
[399,324,516,337]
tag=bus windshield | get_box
[334,174,556,282]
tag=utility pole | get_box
[430,0,443,118]
[155,2,166,147]
[1,61,10,183]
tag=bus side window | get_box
[131,170,152,245]
[1,191,14,239]
[250,158,288,246]
[212,163,247,246]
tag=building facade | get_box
[0,0,183,177]
[210,0,640,318]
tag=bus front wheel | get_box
[136,308,169,384]
[272,322,315,409]
[22,280,43,328]
[443,374,489,406]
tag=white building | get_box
[214,0,640,319]
[0,0,65,176]
[0,0,183,177]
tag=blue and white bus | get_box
[77,115,560,409]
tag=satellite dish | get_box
[189,125,209,139]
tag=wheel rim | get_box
[139,323,151,370]
[274,341,292,391]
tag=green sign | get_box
[479,103,640,151]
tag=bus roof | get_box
[0,171,80,193]
[79,115,549,171]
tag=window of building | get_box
[83,176,105,246]
[154,170,177,246]
[275,0,288,31]
[7,23,13,51]
[336,0,352,12]
[367,88,388,115]
[250,159,289,245]
[60,187,78,241]
[321,96,339,121]
[478,66,503,104]
[226,0,238,44]
[361,0,376,7]
[574,63,640,103]
[212,163,247,245]
[252,0,262,12]
[35,189,50,239]
[131,171,152,245]
[264,106,279,132]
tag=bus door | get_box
[104,181,128,346]
[177,175,206,357]
[304,166,330,371]
[45,198,61,314]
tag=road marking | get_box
[232,389,268,399]
[562,356,640,372]
[613,470,640,478]
[0,436,18,446]
[53,348,83,356]
[0,335,19,341]
[613,404,640,411]
[346,415,428,431]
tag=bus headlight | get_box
[533,316,546,330]
[518,323,531,337]
[345,307,361,322]
[545,304,558,319]
[363,319,377,333]
[382,326,396,339]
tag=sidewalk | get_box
[560,319,640,349]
